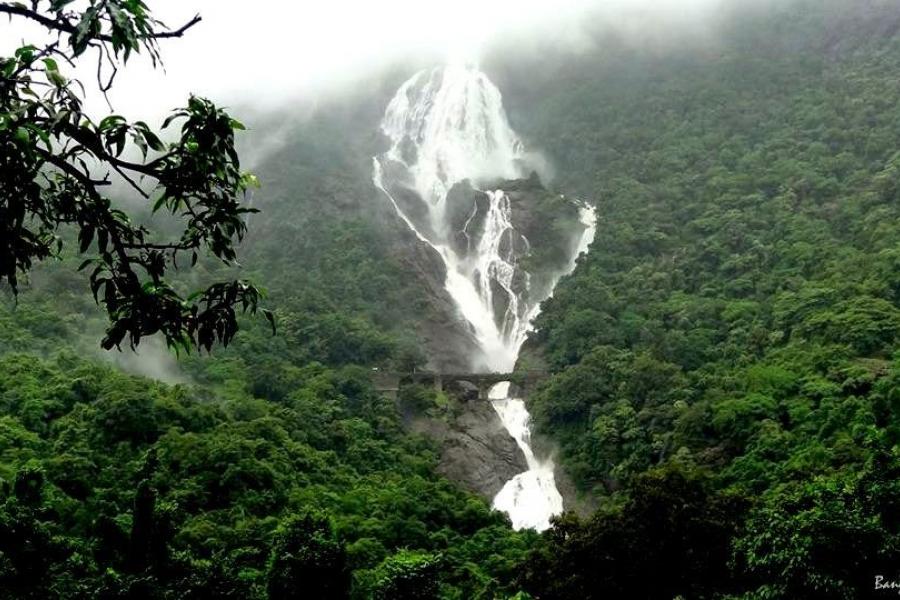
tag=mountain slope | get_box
[486,1,900,597]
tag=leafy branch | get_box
[1,1,273,352]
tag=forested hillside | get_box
[494,0,900,597]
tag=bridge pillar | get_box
[478,381,490,401]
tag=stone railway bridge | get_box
[371,370,548,401]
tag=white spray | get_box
[374,65,596,531]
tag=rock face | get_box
[393,235,477,373]
[410,400,529,500]
[504,174,552,240]
[445,181,490,258]
[373,186,480,372]
[552,456,598,518]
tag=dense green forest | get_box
[2,0,900,598]
[500,0,900,597]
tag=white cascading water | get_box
[373,65,596,531]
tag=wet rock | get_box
[411,400,528,500]
[375,187,482,372]
[398,136,418,165]
[489,279,510,327]
[445,181,490,257]
[380,160,438,240]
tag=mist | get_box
[2,0,730,121]
[100,337,189,386]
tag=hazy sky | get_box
[2,0,722,118]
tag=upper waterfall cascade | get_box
[373,65,597,531]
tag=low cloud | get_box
[2,0,734,121]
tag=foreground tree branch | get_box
[1,1,272,352]
[0,3,201,43]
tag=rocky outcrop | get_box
[409,400,528,500]
[501,171,546,238]
[553,458,598,518]
[388,239,479,372]
[374,169,583,371]
[407,384,595,513]
[444,173,585,328]
[445,181,489,257]
[379,159,439,241]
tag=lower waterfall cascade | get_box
[373,64,597,531]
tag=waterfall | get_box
[373,65,596,531]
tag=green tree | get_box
[735,450,900,599]
[519,467,747,600]
[0,1,271,352]
[0,466,75,599]
[370,550,442,600]
[266,510,350,599]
